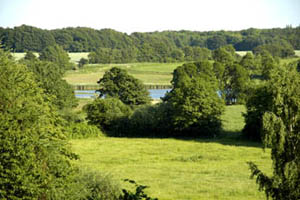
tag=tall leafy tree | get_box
[163,61,225,137]
[248,66,300,199]
[97,67,151,106]
[212,46,249,104]
[0,49,79,199]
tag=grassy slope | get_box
[70,105,272,200]
[64,62,182,86]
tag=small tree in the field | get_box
[248,66,300,199]
[97,67,151,106]
[78,57,88,68]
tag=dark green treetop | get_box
[163,61,225,137]
[97,67,151,106]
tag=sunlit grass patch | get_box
[70,105,272,200]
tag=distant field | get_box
[236,51,251,56]
[64,62,181,86]
[71,105,272,200]
[11,52,89,63]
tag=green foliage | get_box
[259,51,278,80]
[2,25,300,63]
[253,40,295,58]
[77,170,121,200]
[122,103,173,137]
[97,67,151,106]
[239,52,258,74]
[164,61,225,137]
[39,44,73,71]
[78,57,88,68]
[66,123,103,139]
[224,64,250,104]
[0,49,79,199]
[24,50,37,61]
[120,179,158,200]
[84,98,132,132]
[25,60,78,109]
[212,46,250,104]
[88,48,137,64]
[242,85,272,141]
[248,66,300,199]
[182,46,211,61]
[0,25,56,52]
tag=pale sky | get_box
[0,0,299,33]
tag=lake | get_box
[74,89,171,99]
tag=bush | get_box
[120,179,158,200]
[124,103,173,137]
[77,170,121,200]
[84,98,132,132]
[66,123,103,139]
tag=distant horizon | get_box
[1,0,299,34]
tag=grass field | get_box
[70,105,272,200]
[64,62,181,86]
[11,52,89,63]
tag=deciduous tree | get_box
[248,66,300,199]
[0,49,79,199]
[163,61,225,137]
[97,67,151,106]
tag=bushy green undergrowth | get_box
[76,170,121,200]
[66,123,103,139]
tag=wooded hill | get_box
[1,25,300,53]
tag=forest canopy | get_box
[1,25,299,54]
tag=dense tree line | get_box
[1,25,299,61]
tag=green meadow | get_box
[70,105,272,200]
[64,62,181,86]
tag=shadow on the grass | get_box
[103,128,263,149]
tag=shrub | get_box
[125,103,173,137]
[66,123,103,139]
[120,179,158,200]
[84,98,132,132]
[77,170,121,200]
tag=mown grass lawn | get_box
[70,105,272,200]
